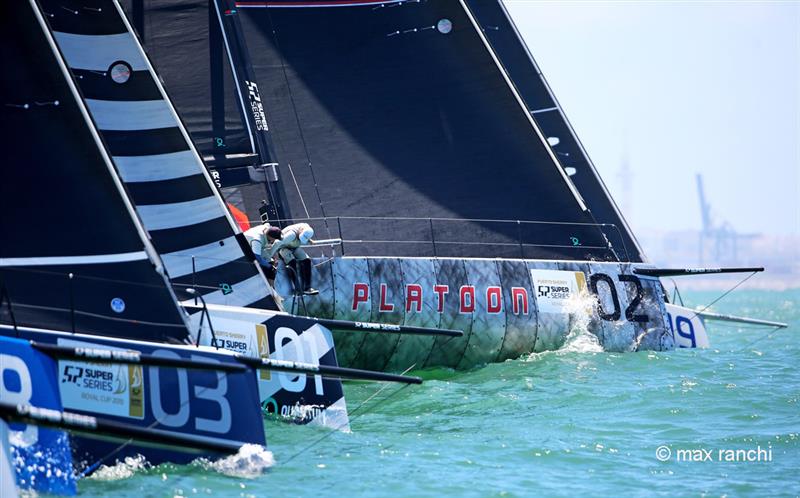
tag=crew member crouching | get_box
[243,223,278,283]
[266,223,319,296]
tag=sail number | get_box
[0,354,37,446]
[148,350,231,434]
[588,273,649,323]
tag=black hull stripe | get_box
[181,275,269,307]
[247,295,280,311]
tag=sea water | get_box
[71,289,799,497]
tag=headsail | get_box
[0,0,189,342]
[465,0,646,262]
[38,0,280,310]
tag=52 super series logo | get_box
[58,361,144,419]
[529,269,587,314]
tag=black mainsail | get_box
[126,0,622,261]
[0,0,189,342]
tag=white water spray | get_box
[558,290,603,353]
[195,444,274,478]
[87,455,149,481]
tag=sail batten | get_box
[0,252,148,267]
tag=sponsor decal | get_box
[511,287,529,315]
[256,323,271,381]
[57,340,144,419]
[209,169,222,189]
[211,330,253,355]
[433,285,448,312]
[59,360,144,420]
[351,282,528,315]
[406,284,422,313]
[529,269,586,314]
[245,81,269,131]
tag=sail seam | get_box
[0,252,148,267]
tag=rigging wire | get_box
[688,270,759,322]
[736,324,787,352]
[280,363,418,466]
[262,8,335,248]
[676,270,786,352]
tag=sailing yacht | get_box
[123,0,742,372]
[0,1,432,494]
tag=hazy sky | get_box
[504,0,799,237]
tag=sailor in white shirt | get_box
[243,223,277,281]
[264,223,318,295]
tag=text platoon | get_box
[351,283,532,315]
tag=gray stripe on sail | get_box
[114,151,199,183]
[0,251,148,267]
[183,274,269,308]
[86,99,175,131]
[136,197,223,231]
[161,237,242,279]
[53,32,147,72]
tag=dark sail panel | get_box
[121,0,253,160]
[0,0,189,342]
[234,0,616,260]
[465,0,645,262]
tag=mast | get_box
[210,0,291,223]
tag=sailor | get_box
[266,223,319,296]
[243,223,278,283]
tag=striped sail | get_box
[41,0,278,311]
